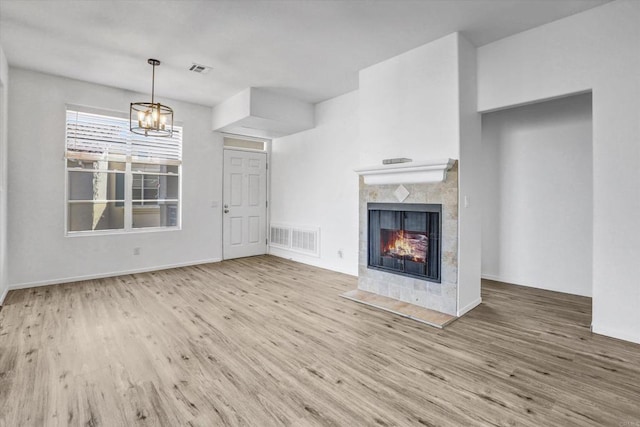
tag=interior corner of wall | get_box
[591,321,640,345]
[0,284,8,306]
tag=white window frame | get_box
[64,106,182,236]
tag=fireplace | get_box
[368,203,441,282]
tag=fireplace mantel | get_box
[355,159,456,185]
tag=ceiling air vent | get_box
[189,63,212,74]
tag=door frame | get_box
[221,137,271,260]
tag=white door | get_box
[223,149,267,259]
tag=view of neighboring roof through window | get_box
[65,109,182,235]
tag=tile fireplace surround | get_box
[358,162,458,316]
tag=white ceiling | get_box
[0,0,610,107]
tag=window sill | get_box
[65,226,181,238]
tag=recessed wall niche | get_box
[481,92,593,297]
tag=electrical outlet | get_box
[133,247,141,255]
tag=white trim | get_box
[481,274,591,298]
[457,297,482,317]
[65,108,183,235]
[481,276,639,343]
[66,103,129,120]
[268,251,357,277]
[355,159,456,185]
[591,323,640,345]
[477,89,592,114]
[221,132,270,143]
[7,258,222,291]
[65,225,181,238]
[265,139,272,260]
[222,146,266,153]
[482,273,511,283]
[0,285,8,306]
[269,243,320,258]
[482,274,545,289]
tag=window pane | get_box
[66,109,182,234]
[68,171,125,201]
[223,137,265,151]
[165,176,179,199]
[67,159,125,171]
[132,174,179,203]
[68,202,125,232]
[132,203,179,228]
[132,163,179,174]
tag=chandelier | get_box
[130,58,173,137]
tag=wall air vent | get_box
[189,63,212,74]
[269,224,320,257]
[270,225,291,248]
[291,229,318,254]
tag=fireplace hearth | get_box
[368,203,441,282]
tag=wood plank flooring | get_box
[0,256,639,426]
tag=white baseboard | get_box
[7,258,222,292]
[482,273,535,287]
[457,297,482,317]
[0,285,8,306]
[485,275,638,345]
[481,273,505,282]
[268,249,357,277]
[481,274,591,298]
[591,323,640,345]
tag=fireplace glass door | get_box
[368,203,441,282]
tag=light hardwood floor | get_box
[0,256,639,426]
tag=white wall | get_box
[0,45,9,303]
[358,32,482,315]
[456,34,483,316]
[270,91,359,276]
[358,33,460,166]
[482,94,593,297]
[8,69,223,288]
[270,33,483,312]
[478,0,640,343]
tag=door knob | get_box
[224,204,228,208]
[224,209,229,213]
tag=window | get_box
[65,109,182,234]
[223,136,266,151]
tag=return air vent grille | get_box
[189,63,212,74]
[292,229,317,253]
[269,224,320,257]
[270,226,290,248]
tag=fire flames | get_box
[381,229,428,263]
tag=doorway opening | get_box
[480,92,593,322]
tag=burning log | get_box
[381,230,428,263]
